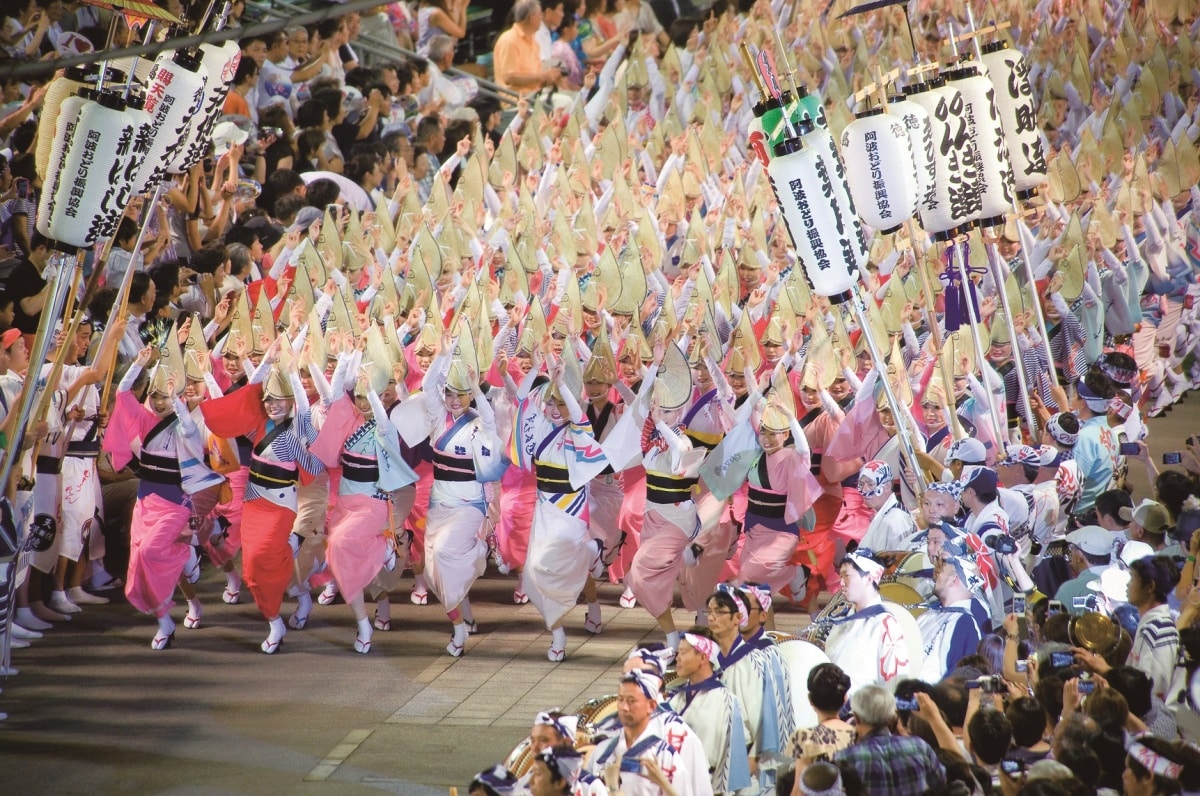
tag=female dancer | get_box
[512,347,607,661]
[202,345,321,653]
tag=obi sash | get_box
[248,420,299,490]
[646,471,698,504]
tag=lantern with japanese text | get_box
[40,91,137,247]
[35,89,87,240]
[980,40,1048,200]
[890,93,937,218]
[171,40,241,174]
[840,107,919,234]
[132,48,209,192]
[905,78,982,240]
[94,95,155,239]
[767,121,867,301]
[803,120,871,264]
[946,62,1015,226]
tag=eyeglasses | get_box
[704,608,733,617]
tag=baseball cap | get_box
[1119,499,1170,535]
[1118,540,1154,566]
[1,328,22,349]
[288,205,324,233]
[245,215,283,249]
[1065,525,1114,557]
[946,437,987,465]
[960,466,999,494]
[1088,566,1131,603]
[211,120,250,157]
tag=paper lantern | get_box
[43,92,136,247]
[35,92,87,239]
[980,40,1048,199]
[94,97,156,240]
[789,84,826,129]
[947,63,1015,225]
[35,67,91,182]
[132,48,209,192]
[749,93,790,167]
[171,41,241,174]
[767,128,865,301]
[905,79,982,240]
[840,107,919,234]
[890,94,937,217]
[804,122,870,268]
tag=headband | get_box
[799,762,846,796]
[945,555,986,594]
[625,646,667,679]
[682,633,720,666]
[1128,740,1183,780]
[471,765,521,796]
[858,459,893,499]
[1108,396,1132,420]
[621,668,664,702]
[533,710,579,743]
[926,480,964,501]
[1076,382,1110,413]
[1047,413,1078,447]
[743,584,773,614]
[537,746,584,783]
[846,550,885,582]
[717,583,751,628]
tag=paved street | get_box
[0,402,1192,793]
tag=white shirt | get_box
[861,493,919,552]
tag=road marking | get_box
[305,728,374,781]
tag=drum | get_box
[796,589,856,649]
[576,694,619,746]
[878,549,935,599]
[504,737,536,777]
[817,589,927,679]
[773,638,831,729]
[881,581,929,617]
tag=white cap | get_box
[211,120,249,157]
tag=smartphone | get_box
[1073,595,1091,611]
[14,177,29,200]
[619,756,642,773]
[1048,600,1064,615]
[1165,452,1184,465]
[1016,659,1029,673]
[1078,677,1095,695]
[895,696,919,711]
[1050,651,1075,668]
[1013,594,1028,639]
[1119,441,1141,456]
[1001,759,1025,776]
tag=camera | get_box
[1001,758,1025,776]
[895,696,919,711]
[1078,673,1095,695]
[1164,452,1184,466]
[1047,600,1064,615]
[1016,659,1029,673]
[968,675,1006,694]
[258,126,283,141]
[1050,651,1076,669]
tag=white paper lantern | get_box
[804,122,871,266]
[767,132,863,301]
[171,41,241,174]
[36,92,87,238]
[840,108,919,233]
[947,63,1015,225]
[35,68,90,183]
[132,48,209,192]
[980,41,1048,198]
[94,99,156,239]
[44,93,136,248]
[891,94,937,218]
[906,80,982,240]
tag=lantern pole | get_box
[983,238,1039,441]
[951,238,1008,445]
[846,291,928,495]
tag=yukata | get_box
[824,599,913,694]
[738,441,820,594]
[202,380,321,620]
[512,384,607,629]
[679,387,737,613]
[667,676,753,795]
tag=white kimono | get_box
[668,678,753,794]
[587,713,715,796]
[825,600,913,694]
[860,493,919,553]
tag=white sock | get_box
[452,622,469,645]
[158,614,176,636]
[357,617,373,641]
[267,617,286,644]
[551,627,567,649]
[226,571,241,590]
[414,573,428,592]
[187,600,202,618]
